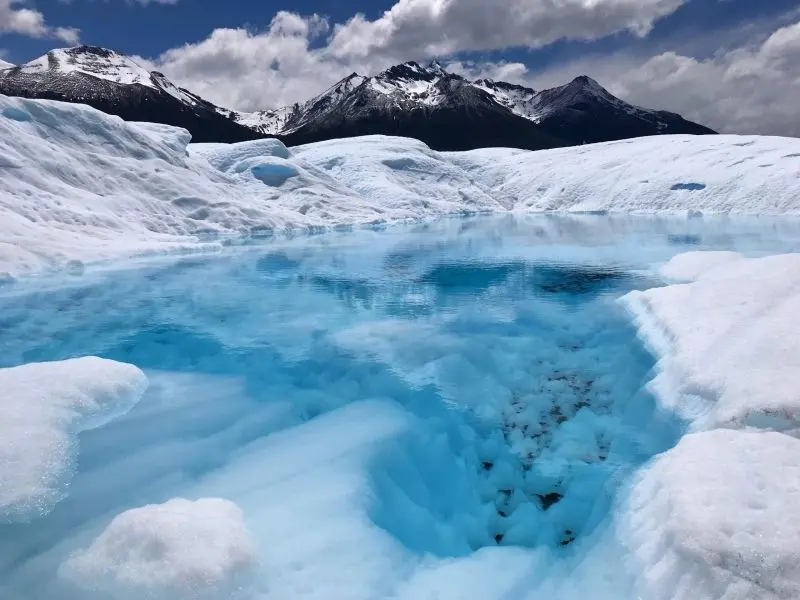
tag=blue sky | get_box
[3,0,796,65]
[1,0,799,135]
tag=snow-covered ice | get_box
[0,357,147,523]
[59,498,259,600]
[616,249,800,599]
[446,134,800,214]
[624,252,800,431]
[620,429,800,600]
[3,93,800,277]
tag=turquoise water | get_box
[1,214,799,598]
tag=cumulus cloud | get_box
[148,0,688,112]
[0,0,79,42]
[140,13,368,112]
[325,0,686,58]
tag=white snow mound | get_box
[0,356,147,522]
[292,135,503,213]
[59,497,259,600]
[620,429,800,600]
[624,252,800,432]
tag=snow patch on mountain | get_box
[17,47,154,88]
[474,79,544,122]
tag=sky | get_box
[1,0,799,136]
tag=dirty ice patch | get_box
[619,429,800,600]
[623,252,800,431]
[0,357,147,522]
[59,498,258,600]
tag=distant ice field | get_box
[1,214,799,600]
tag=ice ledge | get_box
[622,252,800,433]
[0,356,148,523]
[617,251,800,599]
[620,429,800,600]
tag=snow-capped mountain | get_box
[0,47,714,149]
[0,46,261,143]
[230,60,714,149]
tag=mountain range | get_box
[0,46,716,149]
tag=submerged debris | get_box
[537,492,564,511]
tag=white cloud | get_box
[326,0,686,59]
[144,12,401,112]
[0,0,79,42]
[149,0,688,112]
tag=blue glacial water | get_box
[1,214,800,598]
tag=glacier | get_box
[2,93,800,278]
[1,94,800,600]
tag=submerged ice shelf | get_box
[1,215,800,600]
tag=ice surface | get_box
[0,357,147,523]
[447,134,800,214]
[3,93,800,276]
[620,429,800,600]
[291,135,501,213]
[59,498,259,600]
[658,250,742,281]
[615,249,800,598]
[624,252,800,431]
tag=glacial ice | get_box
[1,92,800,599]
[0,357,147,523]
[620,429,800,600]
[3,93,800,276]
[1,216,798,599]
[59,498,259,600]
[624,252,800,431]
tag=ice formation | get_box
[617,251,800,599]
[624,252,800,431]
[621,429,800,600]
[1,91,800,600]
[0,356,147,522]
[59,498,258,600]
[2,92,800,277]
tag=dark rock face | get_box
[532,76,715,144]
[0,48,715,149]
